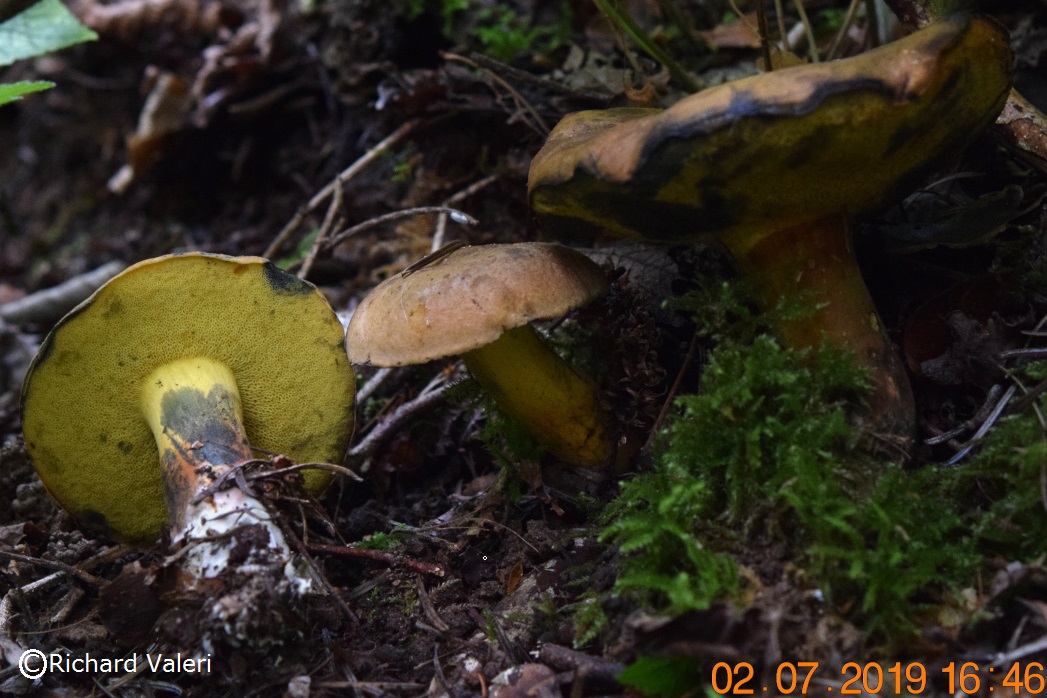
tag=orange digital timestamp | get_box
[709,661,1047,695]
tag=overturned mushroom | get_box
[528,15,1013,447]
[20,253,356,579]
[345,242,614,468]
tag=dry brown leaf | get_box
[697,12,762,50]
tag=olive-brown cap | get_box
[346,243,608,366]
[528,14,1013,253]
[20,253,356,545]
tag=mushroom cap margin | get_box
[528,14,1013,251]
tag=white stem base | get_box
[173,467,312,596]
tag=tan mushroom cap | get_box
[346,243,608,366]
[20,253,356,545]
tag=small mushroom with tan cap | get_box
[20,253,356,581]
[346,242,614,468]
[528,15,1013,448]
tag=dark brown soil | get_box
[2,0,1047,696]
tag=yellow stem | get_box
[463,325,612,468]
[140,357,254,534]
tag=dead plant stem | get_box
[265,119,422,259]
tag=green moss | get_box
[602,276,986,645]
[478,396,547,464]
[356,529,409,551]
[566,594,610,648]
[938,362,1047,560]
[408,0,571,62]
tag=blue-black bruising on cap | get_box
[263,261,313,295]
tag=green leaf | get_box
[617,656,702,698]
[0,79,53,105]
[0,0,97,67]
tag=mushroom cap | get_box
[528,14,1013,253]
[346,243,608,366]
[20,253,356,545]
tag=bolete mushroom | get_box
[20,253,356,574]
[345,242,613,467]
[527,15,1013,446]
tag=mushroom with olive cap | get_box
[20,253,356,578]
[528,15,1013,447]
[345,242,614,468]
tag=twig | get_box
[1008,377,1047,416]
[306,543,444,577]
[244,460,364,483]
[265,119,422,259]
[297,173,345,279]
[348,371,457,467]
[755,0,774,71]
[400,241,467,277]
[589,0,702,93]
[324,206,477,250]
[0,551,104,586]
[442,52,551,134]
[275,517,360,626]
[826,0,863,61]
[880,0,932,28]
[415,574,451,632]
[650,328,702,435]
[945,384,1017,465]
[772,0,787,54]
[0,261,126,325]
[356,367,396,404]
[1001,348,1047,361]
[924,384,1003,446]
[49,587,85,625]
[0,572,63,643]
[431,174,497,252]
[791,0,818,62]
[991,633,1047,668]
[539,642,625,683]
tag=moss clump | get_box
[940,362,1047,560]
[406,0,571,63]
[603,278,982,644]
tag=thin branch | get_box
[298,173,345,279]
[441,52,551,134]
[791,0,818,62]
[431,174,497,252]
[755,0,774,72]
[0,551,104,586]
[825,0,862,61]
[590,0,701,92]
[348,371,457,467]
[306,543,444,577]
[0,261,126,325]
[245,460,364,483]
[265,119,422,259]
[324,206,477,250]
[650,328,702,435]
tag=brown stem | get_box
[725,214,915,450]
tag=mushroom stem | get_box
[727,214,915,446]
[140,357,297,580]
[462,325,612,468]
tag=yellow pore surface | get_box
[21,253,356,545]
